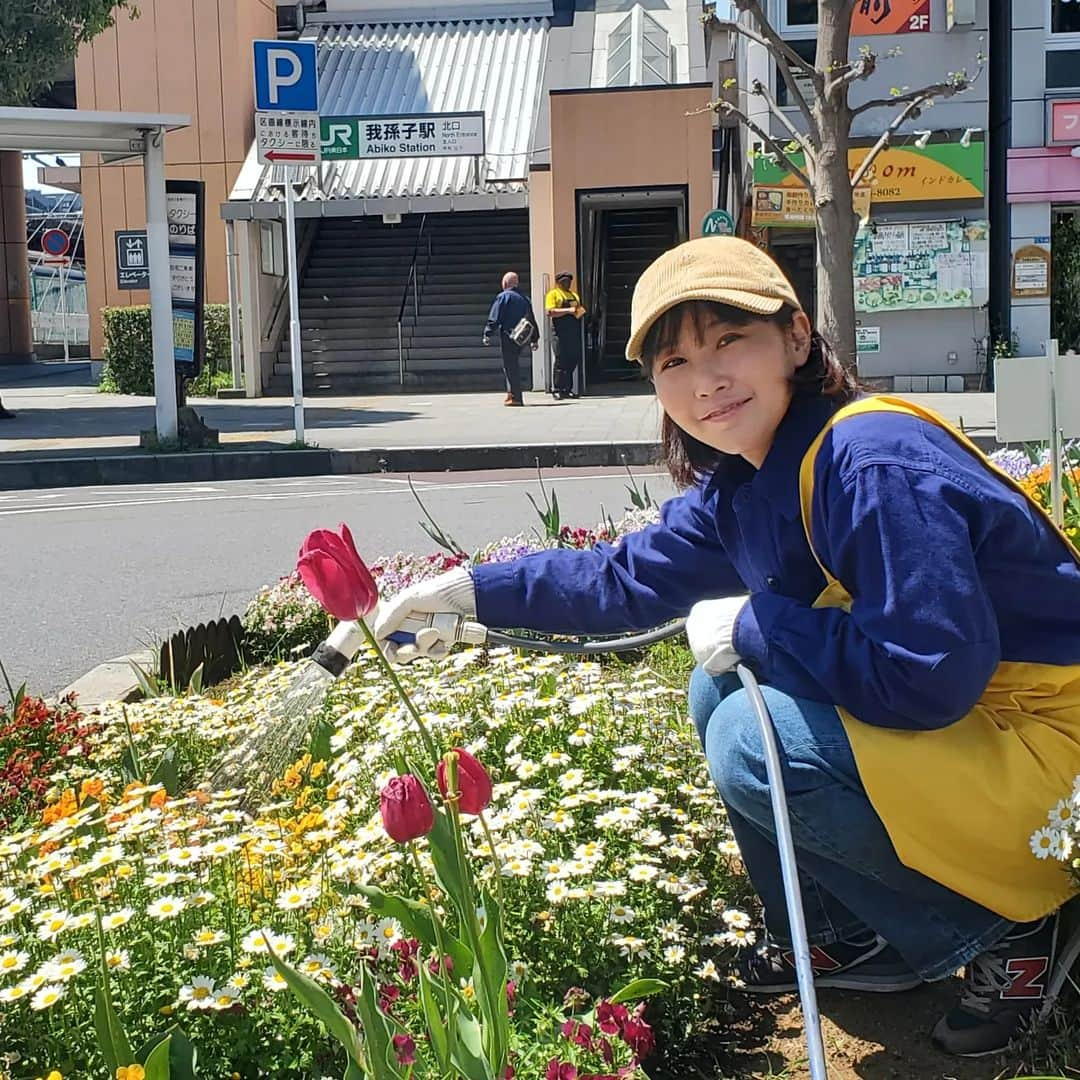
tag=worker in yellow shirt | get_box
[545,271,586,400]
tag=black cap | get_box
[555,271,573,283]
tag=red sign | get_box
[852,0,931,34]
[1051,100,1080,145]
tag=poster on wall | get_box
[852,0,931,34]
[165,180,205,376]
[853,220,989,312]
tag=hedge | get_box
[100,305,232,395]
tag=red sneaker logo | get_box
[1002,956,1049,1000]
[782,946,842,973]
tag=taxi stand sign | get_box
[256,111,322,165]
[995,339,1080,527]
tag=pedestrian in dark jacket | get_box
[484,272,539,406]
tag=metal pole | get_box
[225,220,243,389]
[398,321,405,387]
[143,127,178,442]
[1048,338,1064,528]
[283,176,305,444]
[736,664,829,1080]
[59,260,70,363]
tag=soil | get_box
[715,977,1072,1080]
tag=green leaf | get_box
[135,1026,194,1075]
[129,659,162,698]
[471,888,509,1070]
[265,944,366,1067]
[417,963,451,1071]
[94,985,135,1073]
[149,744,180,796]
[351,884,472,975]
[426,808,470,923]
[143,1035,172,1080]
[608,977,670,1005]
[186,662,204,696]
[310,714,335,764]
[353,961,406,1079]
[448,1001,496,1080]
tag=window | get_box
[606,5,671,87]
[780,0,817,33]
[776,39,816,106]
[1052,0,1080,35]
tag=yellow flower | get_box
[116,1068,146,1080]
[158,1004,174,1016]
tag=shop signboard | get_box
[856,326,881,353]
[702,209,735,236]
[752,184,871,227]
[1012,244,1052,298]
[853,219,989,312]
[1049,100,1080,146]
[852,0,930,35]
[753,142,984,204]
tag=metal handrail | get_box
[396,215,431,385]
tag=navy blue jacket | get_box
[473,394,1080,732]
[485,289,539,341]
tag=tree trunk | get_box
[812,1,860,371]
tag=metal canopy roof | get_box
[0,107,190,159]
[226,18,547,218]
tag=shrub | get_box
[100,305,232,396]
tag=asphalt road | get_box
[1,467,674,696]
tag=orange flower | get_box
[42,789,77,825]
[80,778,106,803]
[149,789,168,810]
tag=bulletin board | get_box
[854,220,989,313]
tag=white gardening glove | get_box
[685,596,748,675]
[373,567,479,665]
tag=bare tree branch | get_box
[749,77,814,160]
[851,57,986,117]
[713,10,820,144]
[849,94,931,189]
[825,52,877,97]
[691,98,814,191]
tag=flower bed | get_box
[0,506,761,1078]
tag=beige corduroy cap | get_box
[625,236,803,363]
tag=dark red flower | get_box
[436,748,493,815]
[392,1033,417,1066]
[545,1061,578,1080]
[379,775,435,843]
[595,1000,628,1036]
[297,523,379,621]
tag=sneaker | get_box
[931,912,1062,1057]
[739,930,923,994]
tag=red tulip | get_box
[296,523,378,621]
[392,1033,417,1067]
[437,748,493,815]
[379,775,434,843]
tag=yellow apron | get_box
[798,395,1080,921]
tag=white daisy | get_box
[30,982,65,1011]
[1031,826,1058,860]
[146,895,186,920]
[0,950,29,975]
[695,959,721,981]
[179,975,217,1011]
[262,967,289,992]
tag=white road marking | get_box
[0,472,666,517]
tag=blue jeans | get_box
[689,667,1014,982]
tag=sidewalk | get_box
[0,362,1001,490]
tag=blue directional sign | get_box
[253,40,319,113]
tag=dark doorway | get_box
[577,188,685,383]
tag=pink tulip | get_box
[379,775,435,843]
[296,523,378,621]
[436,748,493,815]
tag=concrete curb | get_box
[62,649,155,710]
[0,442,666,491]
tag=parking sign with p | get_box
[253,40,319,113]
